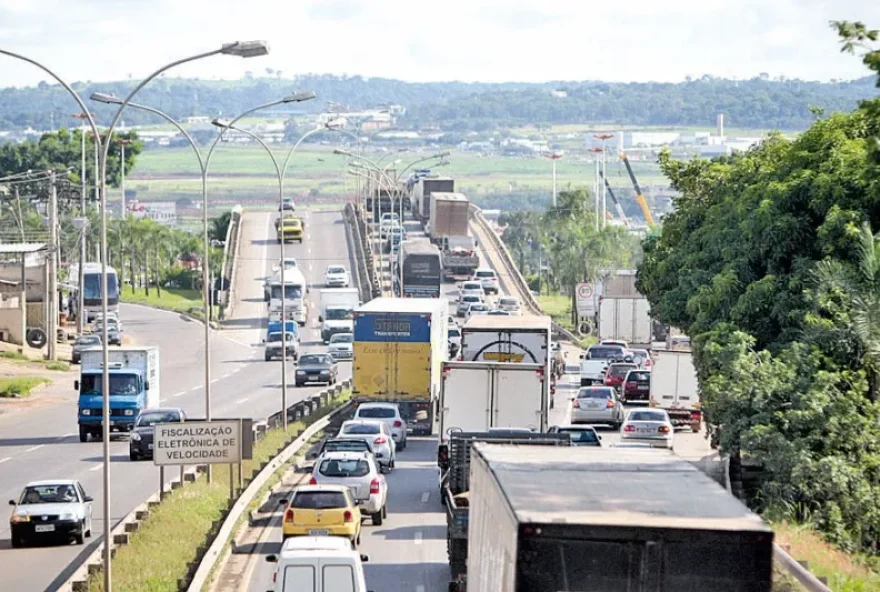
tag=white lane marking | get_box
[420,491,430,503]
[211,378,221,384]
[0,457,11,464]
[414,531,423,545]
[56,433,75,442]
[232,367,241,374]
[25,445,44,453]
[190,386,201,392]
[236,397,249,404]
[170,391,185,398]
[222,373,232,379]
[89,464,103,472]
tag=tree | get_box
[209,211,231,242]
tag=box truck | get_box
[464,445,774,592]
[428,192,470,240]
[413,177,454,225]
[399,241,442,298]
[76,346,160,442]
[318,288,359,344]
[649,349,702,431]
[598,296,652,347]
[352,297,448,434]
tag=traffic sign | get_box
[576,283,595,316]
[153,420,242,466]
[577,283,593,299]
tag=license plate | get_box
[309,375,319,380]
[638,385,649,390]
[309,529,329,536]
[638,428,653,434]
[35,524,55,533]
[148,444,153,450]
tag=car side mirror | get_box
[318,316,323,322]
[74,380,79,390]
[277,498,288,505]
[360,554,370,562]
[145,381,150,391]
[84,496,94,502]
[266,554,278,563]
[598,435,602,440]
[8,500,15,506]
[262,339,266,343]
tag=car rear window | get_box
[578,388,614,399]
[462,295,481,303]
[292,491,348,509]
[629,411,667,422]
[475,271,495,278]
[562,429,600,444]
[357,408,396,419]
[609,364,637,376]
[499,298,518,306]
[323,440,370,453]
[342,423,380,434]
[628,371,650,381]
[463,283,481,290]
[588,346,625,360]
[319,459,370,477]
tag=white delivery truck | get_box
[598,296,652,347]
[318,288,360,344]
[268,267,308,325]
[649,349,702,431]
[439,361,547,439]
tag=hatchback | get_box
[621,369,651,404]
[472,268,500,294]
[620,409,674,449]
[604,362,638,391]
[466,303,491,319]
[457,294,483,317]
[281,485,362,546]
[336,420,396,470]
[570,386,624,428]
[353,403,408,450]
[459,281,484,300]
[308,452,388,525]
[497,296,521,314]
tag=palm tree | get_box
[812,221,880,400]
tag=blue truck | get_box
[76,346,160,442]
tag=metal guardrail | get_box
[219,205,243,320]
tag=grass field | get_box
[120,287,219,318]
[0,376,50,398]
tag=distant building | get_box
[184,116,211,124]
[550,90,568,98]
[128,200,178,226]
[622,132,680,148]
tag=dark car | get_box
[72,334,101,364]
[279,198,295,211]
[604,362,638,391]
[295,353,338,387]
[130,408,186,461]
[547,425,603,447]
[621,369,652,404]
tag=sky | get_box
[1,0,879,87]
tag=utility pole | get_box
[118,138,132,217]
[544,151,564,208]
[594,134,614,229]
[48,171,58,361]
[588,147,603,230]
[76,115,87,334]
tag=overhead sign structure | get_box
[153,420,241,466]
[576,282,595,316]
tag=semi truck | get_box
[464,445,774,592]
[352,297,448,435]
[649,349,702,431]
[318,288,359,344]
[268,267,308,325]
[413,177,454,225]
[76,346,160,442]
[598,296,652,347]
[399,240,442,298]
[439,432,572,591]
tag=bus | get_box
[71,263,119,322]
[399,240,442,298]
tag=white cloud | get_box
[0,0,878,87]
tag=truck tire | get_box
[264,352,271,362]
[79,427,89,443]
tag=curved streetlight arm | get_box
[205,98,290,173]
[216,123,283,191]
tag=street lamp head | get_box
[325,118,345,130]
[333,148,353,157]
[283,91,316,103]
[211,118,232,129]
[435,151,452,159]
[90,92,123,105]
[220,41,270,58]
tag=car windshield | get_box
[560,429,600,444]
[76,336,101,346]
[80,374,138,396]
[325,308,353,321]
[318,459,370,478]
[300,354,331,365]
[330,334,353,344]
[629,411,667,422]
[357,407,396,419]
[448,329,461,337]
[270,285,303,299]
[588,346,625,360]
[471,305,489,311]
[281,259,297,267]
[267,332,294,343]
[463,283,481,290]
[610,364,637,376]
[19,484,79,504]
[500,298,518,306]
[327,266,345,274]
[136,411,181,426]
[578,388,614,399]
[292,491,348,509]
[323,440,370,453]
[342,423,380,435]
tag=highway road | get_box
[0,208,357,591]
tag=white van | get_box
[266,536,373,592]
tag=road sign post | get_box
[576,282,595,318]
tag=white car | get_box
[458,281,484,300]
[497,296,522,315]
[620,409,674,449]
[9,479,94,547]
[379,220,401,239]
[274,257,298,272]
[448,326,462,357]
[353,403,408,449]
[457,294,483,317]
[466,303,491,319]
[336,420,396,471]
[308,451,388,525]
[328,332,353,361]
[472,268,500,294]
[324,265,351,288]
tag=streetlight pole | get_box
[72,112,89,333]
[117,138,132,217]
[543,150,564,208]
[594,134,614,229]
[588,147,603,230]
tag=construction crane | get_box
[599,170,630,228]
[620,152,656,227]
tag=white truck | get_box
[438,361,547,441]
[77,346,160,441]
[598,296,652,347]
[649,349,702,431]
[268,267,308,325]
[318,288,360,344]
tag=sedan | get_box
[324,265,351,288]
[571,386,624,428]
[308,451,388,525]
[9,480,93,547]
[458,281,484,300]
[620,409,674,449]
[281,484,362,546]
[130,407,186,461]
[497,296,522,315]
[336,420,396,471]
[71,334,101,363]
[295,354,338,387]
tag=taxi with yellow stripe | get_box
[281,484,361,546]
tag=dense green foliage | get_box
[1,73,877,132]
[637,22,880,553]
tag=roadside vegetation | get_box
[0,376,50,398]
[86,393,350,592]
[0,350,71,372]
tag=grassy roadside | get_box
[537,293,595,349]
[0,350,71,372]
[121,287,202,313]
[85,392,351,592]
[0,376,50,398]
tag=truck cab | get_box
[269,268,308,325]
[319,288,360,344]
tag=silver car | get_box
[336,420,396,471]
[457,294,483,317]
[308,451,388,525]
[353,403,408,450]
[497,296,522,315]
[620,409,674,449]
[570,386,624,428]
[328,333,353,361]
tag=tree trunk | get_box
[154,247,162,297]
[570,283,577,328]
[129,246,136,294]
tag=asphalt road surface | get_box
[0,208,357,592]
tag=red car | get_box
[604,363,638,391]
[621,369,652,403]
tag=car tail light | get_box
[370,478,380,495]
[606,399,614,408]
[308,476,317,485]
[284,509,295,522]
[658,425,670,434]
[625,381,635,388]
[624,425,635,432]
[343,510,354,523]
[374,436,387,445]
[273,571,277,583]
[393,420,402,427]
[572,399,580,408]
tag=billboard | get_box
[129,200,178,226]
